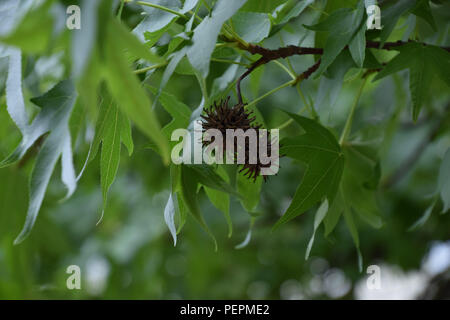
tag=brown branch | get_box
[366,40,450,51]
[240,40,450,59]
[235,45,324,104]
[296,59,321,82]
[235,40,450,105]
[245,44,324,57]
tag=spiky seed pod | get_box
[238,132,276,182]
[201,97,256,134]
[201,97,276,182]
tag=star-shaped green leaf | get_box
[374,42,450,121]
[274,113,344,229]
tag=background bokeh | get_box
[0,0,449,299]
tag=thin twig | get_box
[295,59,321,83]
[236,58,265,105]
[234,39,450,105]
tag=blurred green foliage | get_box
[0,0,449,299]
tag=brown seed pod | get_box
[201,97,277,182]
[201,97,256,133]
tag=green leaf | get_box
[379,0,417,44]
[176,191,188,234]
[343,202,363,272]
[408,199,436,231]
[348,23,366,68]
[180,165,217,250]
[0,0,28,36]
[134,0,199,39]
[167,164,186,239]
[1,80,77,168]
[363,49,382,69]
[104,20,170,165]
[374,43,450,121]
[174,56,196,75]
[237,171,262,213]
[274,113,344,229]
[160,47,188,93]
[109,18,165,64]
[149,21,193,115]
[240,0,286,13]
[133,0,182,41]
[315,50,356,122]
[71,0,100,79]
[235,216,256,249]
[12,81,78,244]
[120,113,134,156]
[90,97,133,216]
[5,48,27,133]
[305,199,329,260]
[308,133,373,269]
[271,0,314,25]
[341,145,383,229]
[164,192,178,246]
[76,50,102,122]
[0,1,53,53]
[322,142,382,263]
[438,148,450,213]
[204,166,232,237]
[204,187,232,237]
[231,12,271,43]
[100,103,121,216]
[324,190,344,236]
[250,64,265,98]
[409,59,432,122]
[211,57,242,99]
[425,46,450,87]
[141,22,175,47]
[305,2,365,77]
[90,97,133,160]
[187,0,246,77]
[148,85,192,141]
[149,86,191,123]
[411,0,437,31]
[181,0,200,14]
[185,164,240,197]
[69,99,86,148]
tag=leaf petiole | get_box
[245,79,296,109]
[132,1,187,18]
[339,76,368,145]
[211,58,250,67]
[117,0,125,19]
[133,62,168,74]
